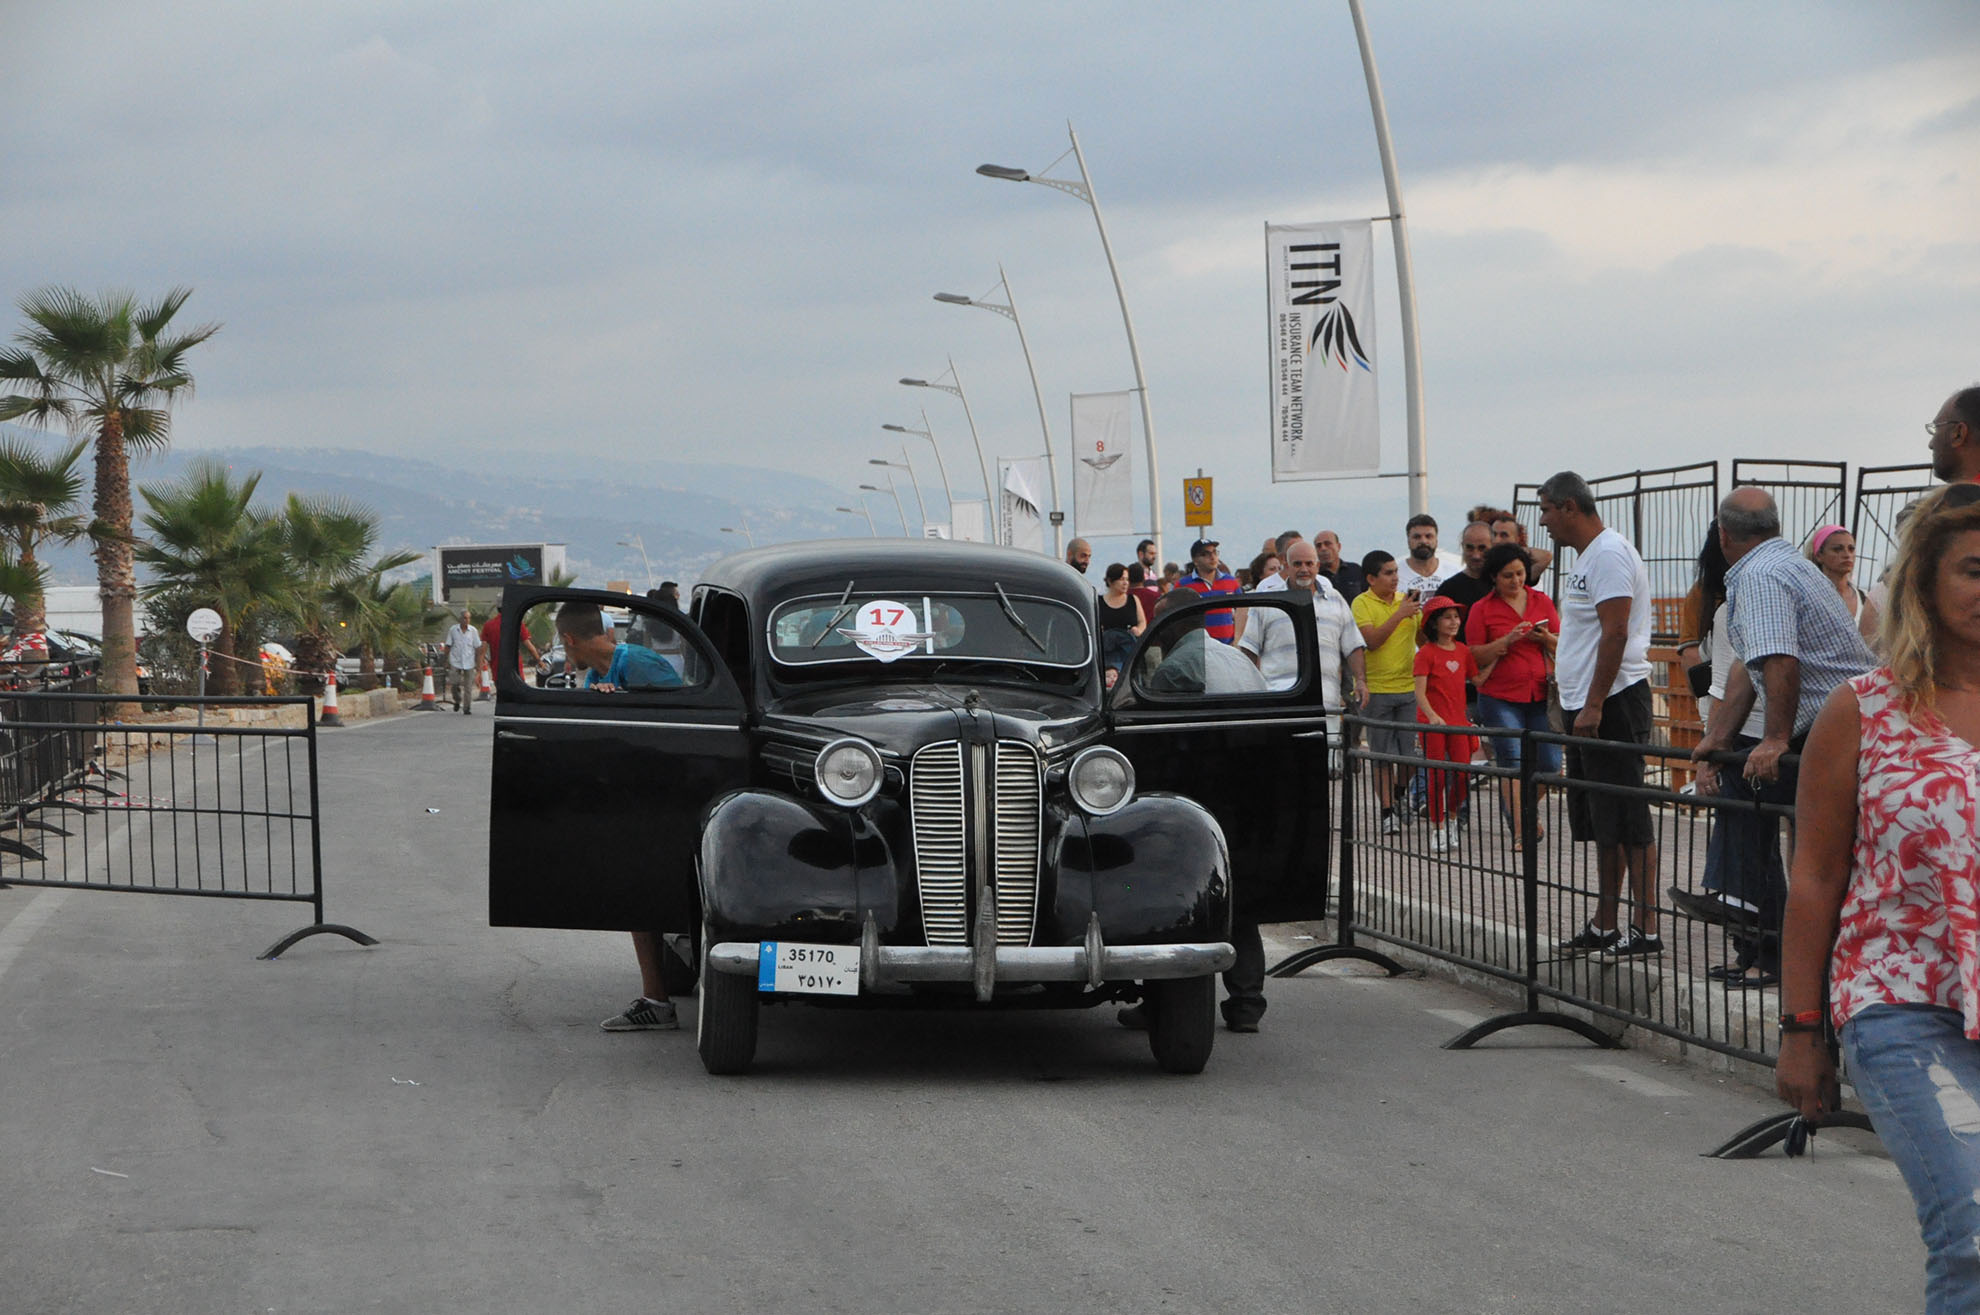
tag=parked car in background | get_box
[486,540,1332,1076]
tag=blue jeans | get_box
[1844,1004,1980,1312]
[1701,736,1793,968]
[1473,692,1563,773]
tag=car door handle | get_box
[495,730,539,742]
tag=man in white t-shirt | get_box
[442,607,483,716]
[1398,514,1454,597]
[1253,530,1304,594]
[1538,471,1659,960]
[1239,540,1365,706]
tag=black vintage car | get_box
[488,540,1329,1075]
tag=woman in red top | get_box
[1465,543,1561,850]
[1778,482,1980,1309]
[1413,597,1478,853]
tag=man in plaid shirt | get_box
[1680,487,1875,972]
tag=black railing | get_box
[1275,714,1872,1158]
[0,690,374,959]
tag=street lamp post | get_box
[834,501,877,535]
[902,359,995,542]
[616,534,655,590]
[859,480,909,535]
[934,267,1063,556]
[883,413,954,528]
[869,453,927,534]
[977,124,1162,563]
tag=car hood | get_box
[764,683,1098,757]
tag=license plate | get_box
[757,941,860,995]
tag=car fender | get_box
[1050,793,1231,946]
[698,789,899,940]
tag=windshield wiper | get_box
[993,581,1048,655]
[808,580,860,649]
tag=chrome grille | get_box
[992,742,1043,945]
[910,741,968,944]
[908,738,1044,949]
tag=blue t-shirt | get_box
[584,643,683,691]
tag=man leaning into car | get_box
[554,600,687,1031]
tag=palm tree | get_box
[345,576,445,688]
[0,287,221,697]
[134,462,291,696]
[279,494,420,691]
[0,436,89,651]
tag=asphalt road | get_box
[0,705,1924,1313]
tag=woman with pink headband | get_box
[1805,523,1860,621]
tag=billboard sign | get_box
[433,543,565,601]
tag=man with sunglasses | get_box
[1927,386,1980,484]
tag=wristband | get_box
[1779,1010,1824,1033]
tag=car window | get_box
[521,599,709,692]
[1128,599,1289,700]
[768,592,1090,668]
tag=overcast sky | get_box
[5,1,1976,568]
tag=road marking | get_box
[1426,1008,1486,1028]
[1575,1063,1688,1102]
[0,890,70,990]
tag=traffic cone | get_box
[320,670,343,727]
[418,666,439,710]
[478,666,495,702]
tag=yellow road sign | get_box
[1183,477,1213,527]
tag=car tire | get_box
[659,927,700,998]
[695,920,758,1075]
[1146,975,1216,1075]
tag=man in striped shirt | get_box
[1176,538,1245,643]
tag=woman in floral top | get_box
[1779,481,1980,1312]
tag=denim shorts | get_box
[1363,692,1419,757]
[1845,1003,1980,1312]
[1473,692,1563,773]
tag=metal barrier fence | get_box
[1852,462,1935,594]
[0,690,374,959]
[1510,464,1718,625]
[1732,459,1847,555]
[1276,713,1871,1158]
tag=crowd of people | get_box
[1074,384,1980,1308]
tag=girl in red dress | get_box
[1413,597,1479,853]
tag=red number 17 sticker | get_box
[838,598,932,663]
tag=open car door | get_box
[1106,594,1332,923]
[488,586,748,932]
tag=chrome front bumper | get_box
[708,911,1234,1002]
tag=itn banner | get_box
[998,457,1047,553]
[1266,219,1379,481]
[1070,390,1135,537]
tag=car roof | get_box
[696,539,1097,611]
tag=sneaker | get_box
[600,997,678,1031]
[1429,825,1450,853]
[1226,1018,1261,1034]
[1557,921,1620,956]
[1117,1004,1150,1031]
[1599,928,1664,961]
[1394,797,1416,826]
[1380,812,1400,836]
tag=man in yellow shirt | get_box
[1351,550,1423,834]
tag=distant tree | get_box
[279,493,420,692]
[0,287,220,698]
[135,462,291,696]
[345,576,445,688]
[0,435,89,651]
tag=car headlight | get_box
[1067,746,1134,816]
[814,738,883,808]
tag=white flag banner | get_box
[1070,390,1135,537]
[1267,219,1380,481]
[998,457,1047,553]
[949,499,988,544]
